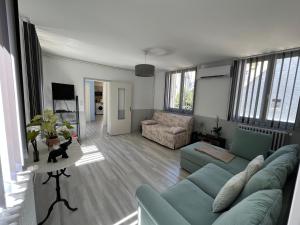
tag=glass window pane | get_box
[280,56,299,122]
[182,70,196,111]
[244,62,257,117]
[238,63,250,116]
[266,58,283,120]
[255,61,268,118]
[288,57,300,123]
[249,62,261,118]
[169,72,181,109]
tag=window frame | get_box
[164,67,197,115]
[229,50,300,130]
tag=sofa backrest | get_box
[153,111,194,143]
[230,128,273,160]
[233,145,299,204]
[264,144,299,166]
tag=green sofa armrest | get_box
[136,184,191,225]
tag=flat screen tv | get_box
[52,83,75,100]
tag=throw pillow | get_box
[212,171,247,212]
[245,155,264,181]
[167,127,186,135]
[141,120,158,125]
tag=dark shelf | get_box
[55,111,76,114]
[53,96,80,141]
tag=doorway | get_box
[84,79,108,135]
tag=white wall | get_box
[194,76,231,120]
[153,71,166,110]
[42,53,154,137]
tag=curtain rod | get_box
[240,46,300,59]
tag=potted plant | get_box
[28,109,75,149]
[57,121,74,141]
[28,109,60,147]
[27,129,40,162]
[212,116,222,137]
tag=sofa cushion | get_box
[230,128,272,160]
[245,155,264,181]
[234,169,280,204]
[213,171,247,212]
[141,120,158,125]
[167,126,186,135]
[263,151,298,187]
[187,163,233,198]
[264,144,299,166]
[212,189,282,225]
[181,142,249,174]
[235,151,298,203]
[161,179,219,225]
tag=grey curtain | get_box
[23,21,43,119]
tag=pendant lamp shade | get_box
[135,64,155,77]
[135,51,155,77]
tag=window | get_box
[165,68,196,114]
[229,50,300,129]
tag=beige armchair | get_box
[141,111,194,149]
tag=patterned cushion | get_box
[245,155,264,181]
[167,127,186,135]
[141,120,158,125]
[213,171,247,212]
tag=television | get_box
[52,83,75,100]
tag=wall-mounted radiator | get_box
[238,124,289,151]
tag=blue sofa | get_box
[136,135,299,225]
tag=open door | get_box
[107,82,132,135]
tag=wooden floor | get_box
[34,116,189,225]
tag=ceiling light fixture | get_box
[135,50,155,77]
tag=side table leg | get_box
[42,172,53,184]
[61,168,71,177]
[38,170,77,225]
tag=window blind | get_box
[228,50,300,130]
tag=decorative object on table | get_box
[48,137,72,163]
[27,109,74,148]
[27,129,40,162]
[212,115,222,137]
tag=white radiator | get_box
[238,124,289,151]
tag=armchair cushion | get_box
[141,120,158,125]
[167,127,186,135]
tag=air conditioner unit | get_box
[197,65,231,79]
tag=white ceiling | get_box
[18,0,300,70]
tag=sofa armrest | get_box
[136,185,191,225]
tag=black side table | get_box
[191,132,226,148]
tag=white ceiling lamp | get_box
[135,50,155,77]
